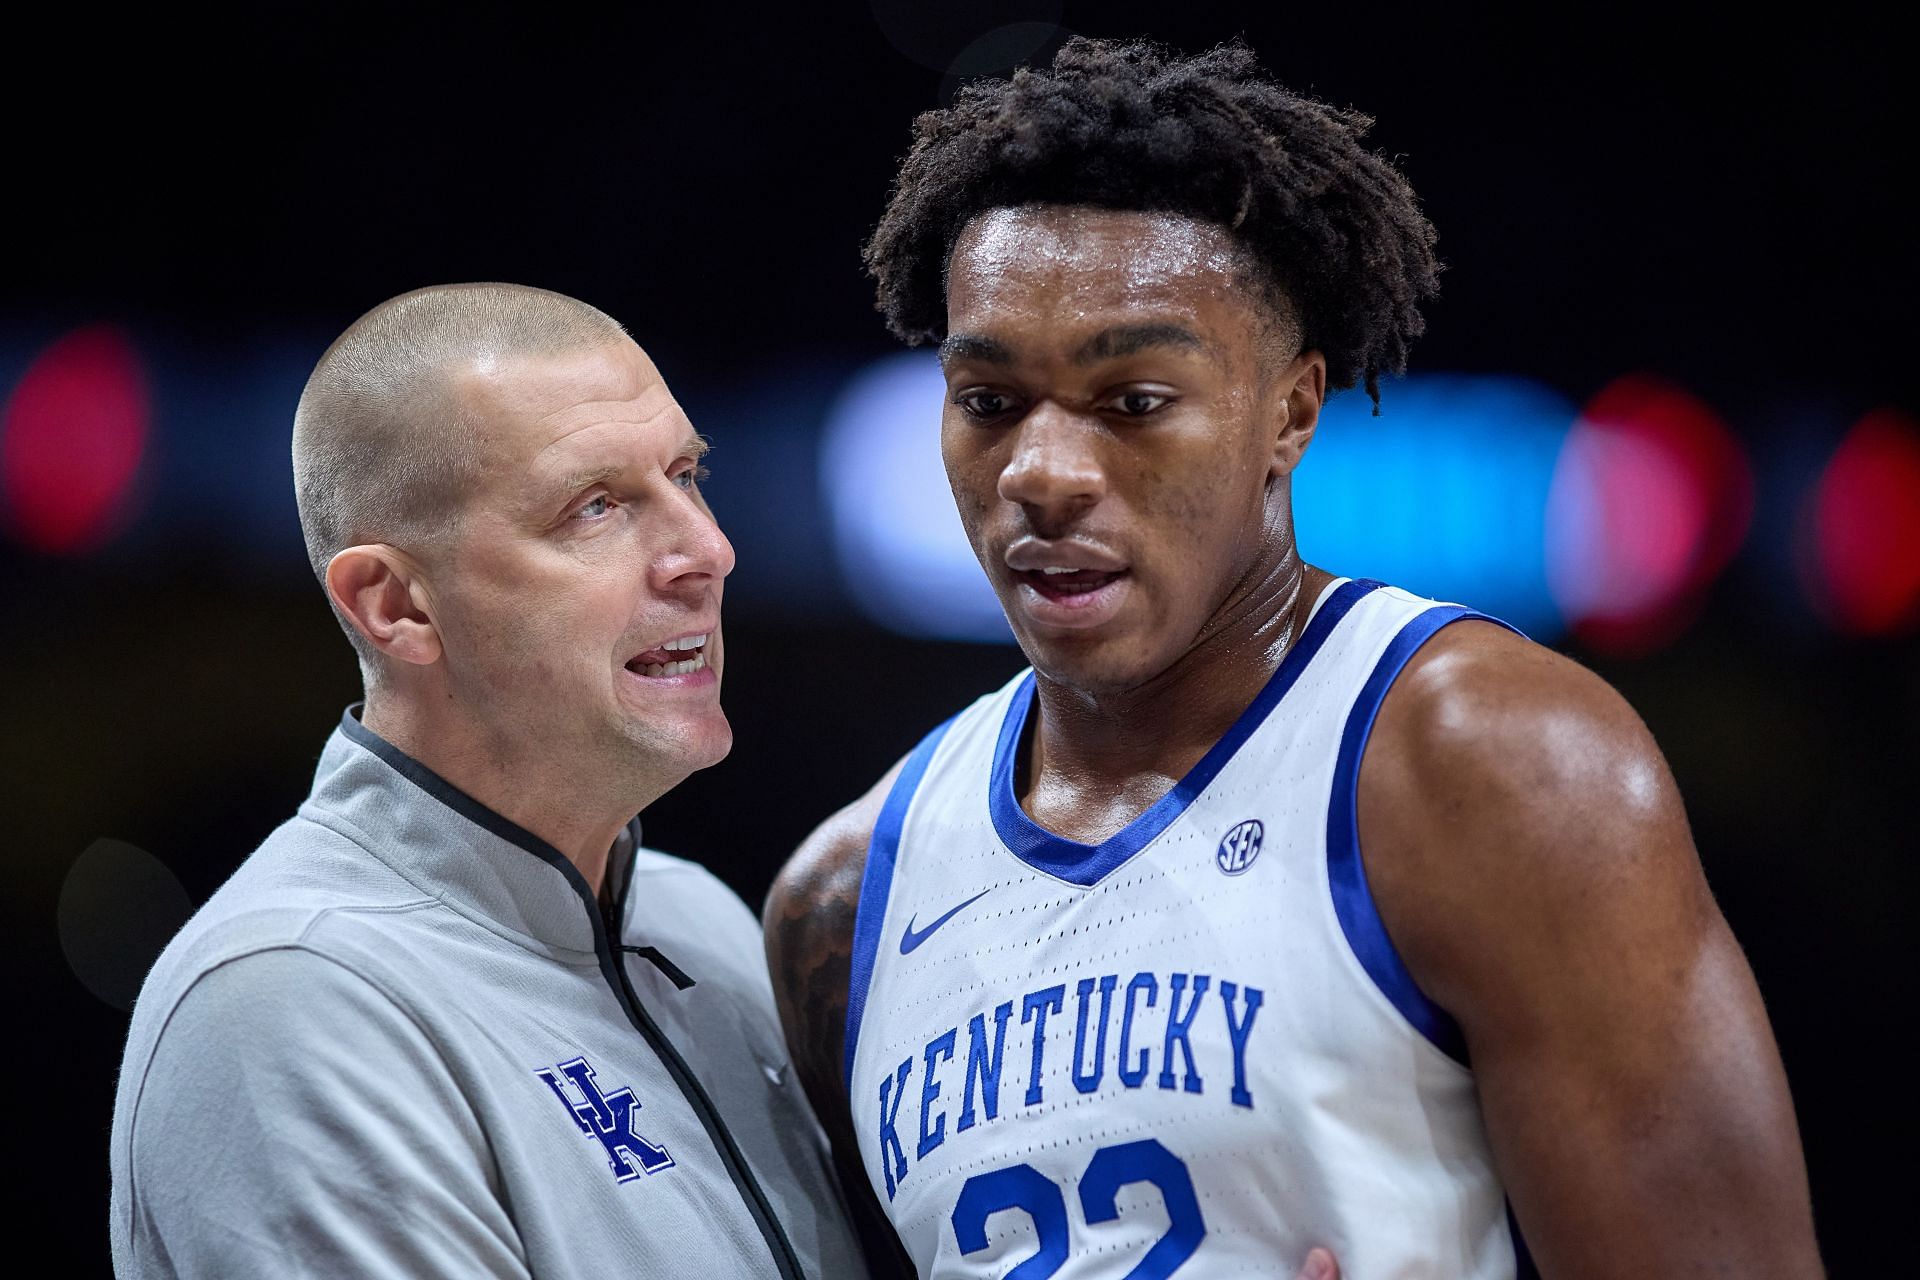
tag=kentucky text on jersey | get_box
[875,969,1264,1199]
[848,584,1531,1277]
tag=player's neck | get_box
[1022,549,1326,827]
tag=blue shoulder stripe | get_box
[842,716,958,1094]
[1326,603,1521,1066]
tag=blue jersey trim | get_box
[987,578,1382,888]
[1326,603,1522,1066]
[843,716,958,1093]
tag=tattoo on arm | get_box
[767,835,916,1278]
[769,861,857,1132]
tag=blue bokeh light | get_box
[819,352,1012,642]
[822,357,1577,644]
[1295,376,1576,638]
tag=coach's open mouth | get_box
[625,633,709,678]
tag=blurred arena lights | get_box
[1544,376,1753,657]
[1798,408,1920,636]
[819,352,1011,642]
[1298,374,1576,638]
[0,325,151,555]
[825,360,1595,644]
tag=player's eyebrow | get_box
[939,334,1016,366]
[1071,323,1211,364]
[939,325,1214,369]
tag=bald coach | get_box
[108,284,863,1278]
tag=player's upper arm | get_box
[120,947,526,1278]
[762,759,907,1115]
[763,757,915,1278]
[1360,622,1821,1277]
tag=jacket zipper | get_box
[593,900,805,1280]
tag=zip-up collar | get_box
[315,706,806,1279]
[308,705,636,959]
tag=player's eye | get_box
[955,390,1017,420]
[1109,390,1173,416]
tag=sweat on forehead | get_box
[947,207,1300,348]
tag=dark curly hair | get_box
[864,37,1441,405]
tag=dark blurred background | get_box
[5,2,1911,1271]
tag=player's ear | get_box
[1268,349,1326,480]
[326,545,443,668]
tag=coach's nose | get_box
[997,403,1106,530]
[653,484,735,594]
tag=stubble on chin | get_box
[609,701,733,791]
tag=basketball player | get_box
[111,285,862,1276]
[765,39,1822,1278]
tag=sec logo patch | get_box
[1216,819,1264,875]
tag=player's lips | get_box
[1002,540,1132,629]
[623,630,715,682]
[1004,538,1128,576]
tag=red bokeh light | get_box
[1,326,152,555]
[1801,409,1920,636]
[1546,375,1753,657]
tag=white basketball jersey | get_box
[844,579,1536,1279]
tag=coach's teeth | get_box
[1041,566,1075,575]
[638,651,709,678]
[661,633,708,652]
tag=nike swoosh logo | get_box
[899,889,992,955]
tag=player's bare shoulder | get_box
[1358,618,1712,1011]
[1367,619,1684,845]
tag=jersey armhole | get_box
[1325,605,1523,1067]
[842,715,959,1095]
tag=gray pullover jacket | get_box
[109,710,866,1278]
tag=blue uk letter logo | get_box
[536,1056,675,1182]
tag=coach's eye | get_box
[673,464,710,491]
[955,390,1017,420]
[575,494,614,520]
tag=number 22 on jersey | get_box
[951,1138,1204,1279]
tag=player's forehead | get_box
[945,206,1257,354]
[940,205,1259,364]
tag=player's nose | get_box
[996,402,1106,526]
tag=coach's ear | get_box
[1269,349,1326,480]
[326,545,443,667]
